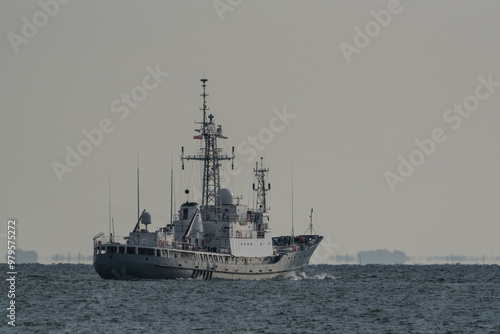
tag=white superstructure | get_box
[93,78,323,280]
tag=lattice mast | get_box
[181,79,234,216]
[253,157,271,212]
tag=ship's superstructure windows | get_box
[156,250,161,257]
[107,246,117,254]
[119,247,125,254]
[127,247,136,254]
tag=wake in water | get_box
[281,270,336,281]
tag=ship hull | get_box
[93,242,320,280]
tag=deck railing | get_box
[94,233,321,255]
[93,235,129,245]
[93,235,216,252]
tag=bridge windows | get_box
[94,247,105,255]
[106,246,117,254]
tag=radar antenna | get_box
[181,78,235,217]
[253,157,271,212]
[308,208,316,235]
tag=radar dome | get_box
[141,212,151,225]
[220,188,234,205]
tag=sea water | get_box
[2,263,499,333]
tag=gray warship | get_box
[93,79,323,280]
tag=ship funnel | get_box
[181,203,204,247]
[191,208,204,234]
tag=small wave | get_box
[282,271,335,280]
[311,272,335,280]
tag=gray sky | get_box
[1,0,499,262]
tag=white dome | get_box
[220,188,234,205]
